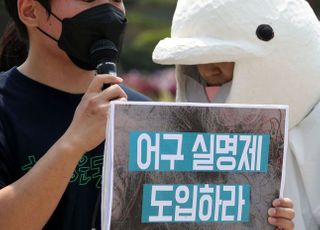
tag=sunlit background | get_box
[0,0,319,101]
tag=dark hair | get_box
[0,21,28,71]
[0,0,51,70]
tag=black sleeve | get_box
[120,84,152,102]
[0,119,12,189]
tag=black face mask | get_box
[38,3,127,70]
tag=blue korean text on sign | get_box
[141,184,250,223]
[129,131,270,172]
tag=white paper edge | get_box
[279,106,289,198]
[101,103,115,230]
[110,101,289,110]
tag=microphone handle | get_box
[96,62,117,89]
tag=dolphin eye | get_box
[256,24,274,41]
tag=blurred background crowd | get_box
[0,0,319,101]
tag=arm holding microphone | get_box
[0,39,126,230]
[0,72,127,230]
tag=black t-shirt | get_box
[0,67,150,229]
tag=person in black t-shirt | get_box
[0,0,149,229]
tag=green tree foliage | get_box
[120,0,177,72]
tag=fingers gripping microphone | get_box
[90,39,119,76]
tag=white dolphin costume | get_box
[153,0,320,229]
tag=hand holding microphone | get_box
[66,39,126,154]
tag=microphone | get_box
[90,40,119,86]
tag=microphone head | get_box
[90,39,119,66]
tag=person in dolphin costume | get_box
[153,0,320,229]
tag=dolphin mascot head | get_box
[153,0,320,128]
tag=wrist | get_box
[57,131,88,158]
